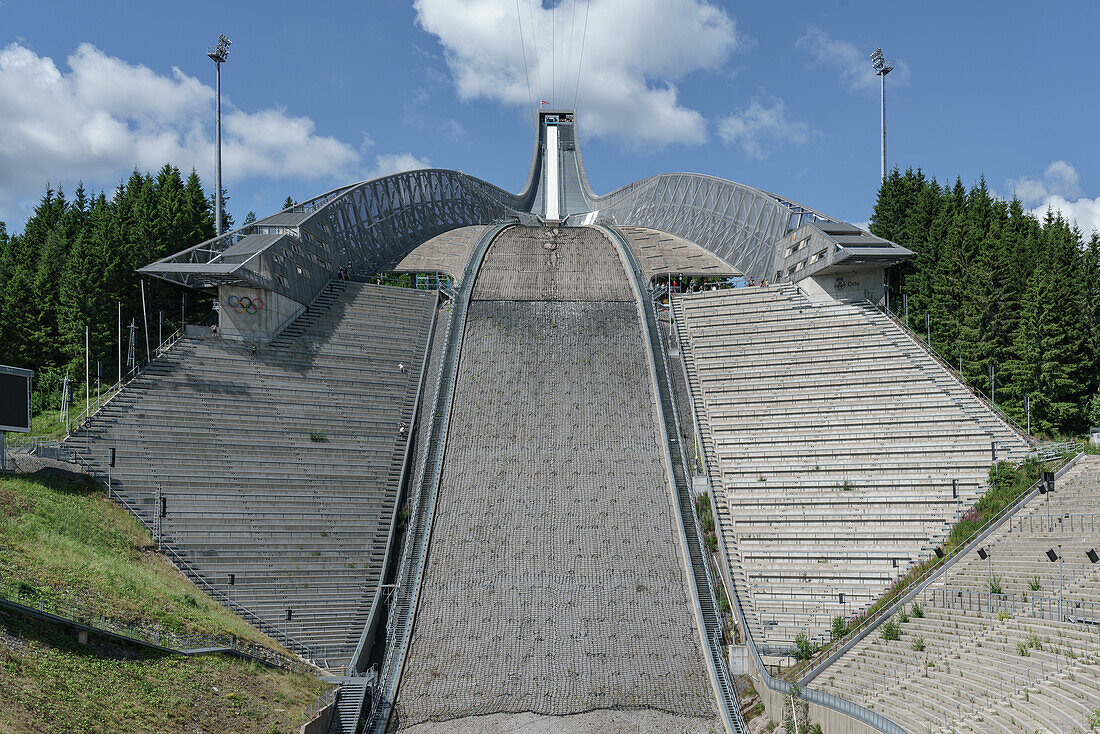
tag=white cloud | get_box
[1008,160,1083,203]
[365,153,433,180]
[413,0,743,149]
[1007,161,1100,236]
[1008,161,1099,236]
[717,98,813,159]
[0,42,424,224]
[796,28,910,92]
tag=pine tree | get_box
[243,210,257,225]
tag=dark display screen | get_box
[0,370,31,432]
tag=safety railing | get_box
[866,301,1033,443]
[931,586,1100,626]
[300,686,339,729]
[0,579,310,673]
[4,435,67,456]
[62,325,184,438]
[1010,511,1100,535]
[367,219,516,733]
[1029,440,1085,462]
[793,449,1084,687]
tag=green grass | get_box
[0,613,321,734]
[28,410,64,438]
[0,470,282,648]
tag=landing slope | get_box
[395,227,718,731]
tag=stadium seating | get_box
[66,281,437,670]
[672,284,1031,649]
[815,456,1100,733]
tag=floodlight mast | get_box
[870,48,894,183]
[207,35,232,236]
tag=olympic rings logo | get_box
[227,295,265,315]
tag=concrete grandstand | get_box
[59,109,1096,734]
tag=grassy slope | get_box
[0,613,319,734]
[0,470,276,644]
[0,469,323,733]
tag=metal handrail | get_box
[794,449,1084,686]
[0,579,309,673]
[300,686,339,729]
[368,219,515,732]
[63,326,184,437]
[670,292,905,733]
[867,302,1033,443]
[347,288,441,676]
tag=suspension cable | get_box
[514,0,535,126]
[572,0,591,111]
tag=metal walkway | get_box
[600,225,747,734]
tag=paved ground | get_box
[394,227,718,729]
[400,708,724,733]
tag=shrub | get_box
[880,617,901,641]
[899,609,909,623]
[1028,575,1041,591]
[1086,706,1100,729]
[1017,641,1030,657]
[704,531,718,553]
[989,574,1003,595]
[793,633,816,661]
[910,602,924,618]
[695,493,716,533]
[830,615,848,641]
[309,431,326,442]
[911,637,925,652]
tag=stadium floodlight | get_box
[207,35,232,236]
[934,546,944,559]
[978,547,993,610]
[870,48,894,183]
[1087,549,1099,564]
[1047,546,1063,621]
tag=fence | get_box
[871,302,1034,442]
[794,449,1084,687]
[61,325,184,438]
[0,579,310,673]
[931,586,1100,626]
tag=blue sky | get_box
[2,0,1098,237]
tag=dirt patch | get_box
[0,488,33,517]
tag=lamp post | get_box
[207,34,232,236]
[1046,546,1063,622]
[870,48,894,182]
[1039,471,1054,531]
[978,547,992,613]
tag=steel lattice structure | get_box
[141,169,530,305]
[590,174,837,280]
[142,110,844,301]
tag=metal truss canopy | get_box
[140,169,531,305]
[142,110,851,297]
